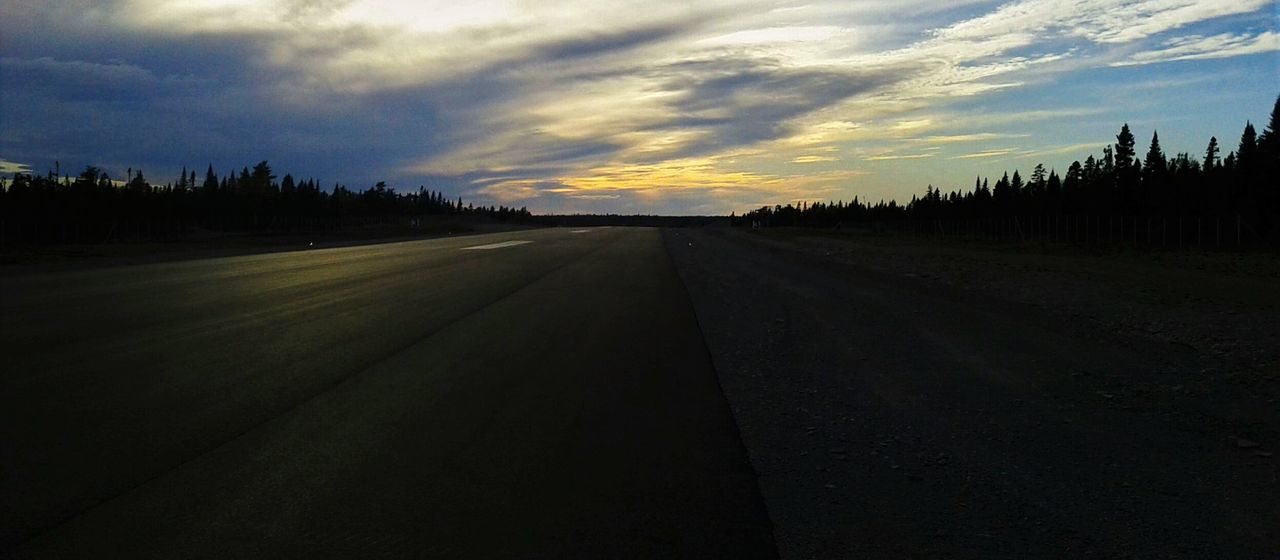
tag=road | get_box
[665,227,1278,559]
[0,227,776,558]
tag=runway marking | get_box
[460,240,534,250]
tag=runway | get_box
[1,227,775,558]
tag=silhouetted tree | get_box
[1258,95,1280,163]
[1204,137,1219,171]
[734,95,1280,246]
[0,158,528,242]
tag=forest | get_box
[0,160,530,242]
[734,95,1280,247]
[3,96,1278,246]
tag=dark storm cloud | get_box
[0,21,440,186]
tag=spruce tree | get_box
[1204,137,1219,171]
[1114,124,1140,211]
[1237,121,1258,170]
[1257,94,1280,162]
[1115,124,1137,172]
[1143,131,1166,177]
[203,165,217,191]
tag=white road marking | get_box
[460,240,534,250]
[570,229,591,233]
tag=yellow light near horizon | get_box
[558,159,778,193]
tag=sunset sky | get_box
[2,0,1277,214]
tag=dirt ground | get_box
[769,228,1280,391]
[665,226,1278,559]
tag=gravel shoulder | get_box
[664,226,1278,559]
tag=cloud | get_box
[0,159,33,174]
[865,153,935,161]
[949,149,1017,159]
[0,56,198,100]
[908,133,1031,144]
[932,0,1271,45]
[280,0,355,23]
[2,0,1275,213]
[1023,142,1115,159]
[1112,30,1280,66]
[791,155,839,163]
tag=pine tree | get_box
[1066,161,1083,185]
[1237,121,1258,170]
[1143,131,1166,178]
[1030,164,1047,190]
[1115,124,1137,172]
[203,165,217,191]
[1046,170,1062,210]
[126,169,149,192]
[249,161,275,195]
[1113,125,1141,212]
[1257,94,1280,162]
[1204,137,1219,171]
[1257,95,1280,225]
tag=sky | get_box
[1,0,1277,215]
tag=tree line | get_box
[0,160,530,242]
[734,95,1280,245]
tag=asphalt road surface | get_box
[1,227,776,558]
